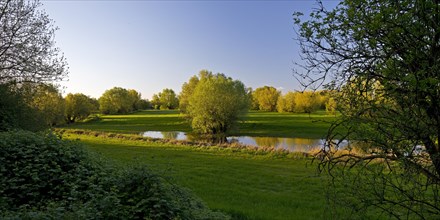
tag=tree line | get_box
[1,74,338,132]
[149,77,338,114]
[250,86,336,114]
[0,83,152,130]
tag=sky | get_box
[41,0,340,100]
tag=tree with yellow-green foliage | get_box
[21,83,65,126]
[252,86,280,112]
[249,88,260,110]
[184,71,250,135]
[99,87,143,114]
[293,91,320,114]
[65,93,97,123]
[154,88,179,110]
[325,97,337,115]
[277,91,321,113]
[277,92,296,113]
[179,73,201,113]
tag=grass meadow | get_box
[60,110,340,219]
[65,110,338,139]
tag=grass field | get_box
[64,132,328,220]
[64,110,338,139]
[60,110,340,219]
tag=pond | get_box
[141,131,350,152]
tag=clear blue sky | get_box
[42,0,339,99]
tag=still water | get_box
[141,131,349,152]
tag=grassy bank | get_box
[63,132,328,220]
[63,110,338,139]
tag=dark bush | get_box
[0,130,228,219]
[0,130,96,210]
[0,84,46,131]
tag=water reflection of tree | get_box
[186,133,227,143]
[161,131,179,140]
[284,138,317,146]
[284,138,321,152]
[253,137,280,147]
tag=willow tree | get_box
[294,0,440,218]
[185,72,250,136]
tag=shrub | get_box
[0,130,97,211]
[0,130,228,219]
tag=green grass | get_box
[65,110,190,133]
[65,133,328,220]
[236,110,337,138]
[59,110,342,219]
[64,110,339,139]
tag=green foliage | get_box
[0,84,46,131]
[21,83,65,126]
[179,74,201,113]
[150,94,160,110]
[293,91,320,114]
[0,82,67,130]
[89,97,100,111]
[277,91,322,114]
[0,130,96,212]
[152,88,179,110]
[248,88,260,110]
[135,98,151,110]
[99,87,143,114]
[186,72,250,135]
[325,97,337,115]
[252,86,280,112]
[0,130,228,219]
[277,91,296,113]
[295,0,440,218]
[326,162,440,219]
[65,93,97,123]
[127,89,150,110]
